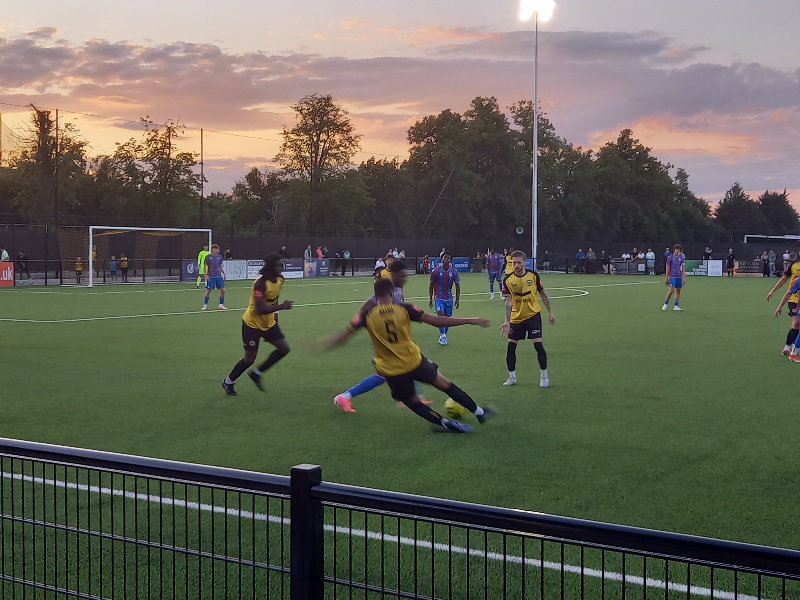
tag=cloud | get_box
[0,28,797,199]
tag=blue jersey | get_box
[666,253,684,278]
[430,266,460,300]
[486,253,503,273]
[789,278,800,296]
[206,254,224,277]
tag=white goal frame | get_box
[88,226,212,287]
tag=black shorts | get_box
[385,356,439,402]
[508,313,543,341]
[789,302,797,317]
[241,321,285,350]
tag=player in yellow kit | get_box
[500,250,555,388]
[222,253,293,396]
[767,248,800,355]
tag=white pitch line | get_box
[0,471,763,600]
[0,280,644,323]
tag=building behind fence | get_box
[1,438,800,599]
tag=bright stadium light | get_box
[520,0,555,270]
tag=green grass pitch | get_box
[2,272,799,552]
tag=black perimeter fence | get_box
[2,222,789,286]
[1,438,800,599]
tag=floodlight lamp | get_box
[519,0,556,22]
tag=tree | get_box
[232,168,287,226]
[7,106,91,223]
[758,189,799,235]
[713,182,770,240]
[275,94,362,232]
[359,157,415,238]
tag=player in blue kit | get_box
[429,252,460,345]
[485,248,504,299]
[202,244,228,311]
[662,244,685,311]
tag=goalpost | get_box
[86,226,212,287]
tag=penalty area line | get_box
[0,471,757,600]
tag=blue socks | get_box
[347,374,385,398]
[203,296,209,306]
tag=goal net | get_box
[56,226,212,286]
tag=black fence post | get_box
[290,464,323,600]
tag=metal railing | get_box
[2,438,799,599]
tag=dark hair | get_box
[387,259,407,273]
[441,252,453,260]
[373,277,395,298]
[260,252,283,276]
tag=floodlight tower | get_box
[519,0,555,270]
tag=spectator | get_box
[322,246,329,258]
[108,255,119,282]
[769,250,777,276]
[421,255,431,274]
[439,247,447,258]
[0,246,8,262]
[761,251,770,277]
[119,253,129,282]
[279,246,291,259]
[703,246,712,260]
[223,247,233,260]
[392,247,400,259]
[541,250,551,273]
[16,249,31,283]
[374,256,386,271]
[621,251,631,261]
[316,246,323,259]
[398,249,405,259]
[600,250,609,274]
[783,249,792,272]
[726,248,736,277]
[645,248,656,275]
[341,249,351,276]
[575,248,586,273]
[304,245,312,260]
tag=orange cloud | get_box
[588,116,756,161]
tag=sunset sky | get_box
[1,0,799,204]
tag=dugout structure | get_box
[56,226,212,287]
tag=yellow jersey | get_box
[350,302,425,377]
[785,260,800,303]
[75,260,83,272]
[504,254,514,275]
[119,256,128,269]
[376,268,391,280]
[502,269,543,323]
[243,275,284,331]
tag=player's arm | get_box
[428,277,435,308]
[454,274,461,309]
[404,301,488,329]
[254,297,293,315]
[767,275,789,300]
[500,296,513,336]
[540,290,555,325]
[774,289,794,316]
[204,255,211,280]
[321,313,365,349]
[681,263,686,284]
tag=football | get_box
[444,398,467,420]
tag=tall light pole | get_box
[519,0,555,270]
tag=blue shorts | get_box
[434,299,454,316]
[488,271,500,284]
[668,277,683,289]
[206,276,225,290]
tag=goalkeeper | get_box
[196,244,210,288]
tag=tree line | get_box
[1,96,797,243]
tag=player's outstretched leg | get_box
[534,341,549,388]
[223,348,258,396]
[432,372,495,424]
[399,396,472,433]
[503,341,517,385]
[333,373,386,412]
[249,339,290,392]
